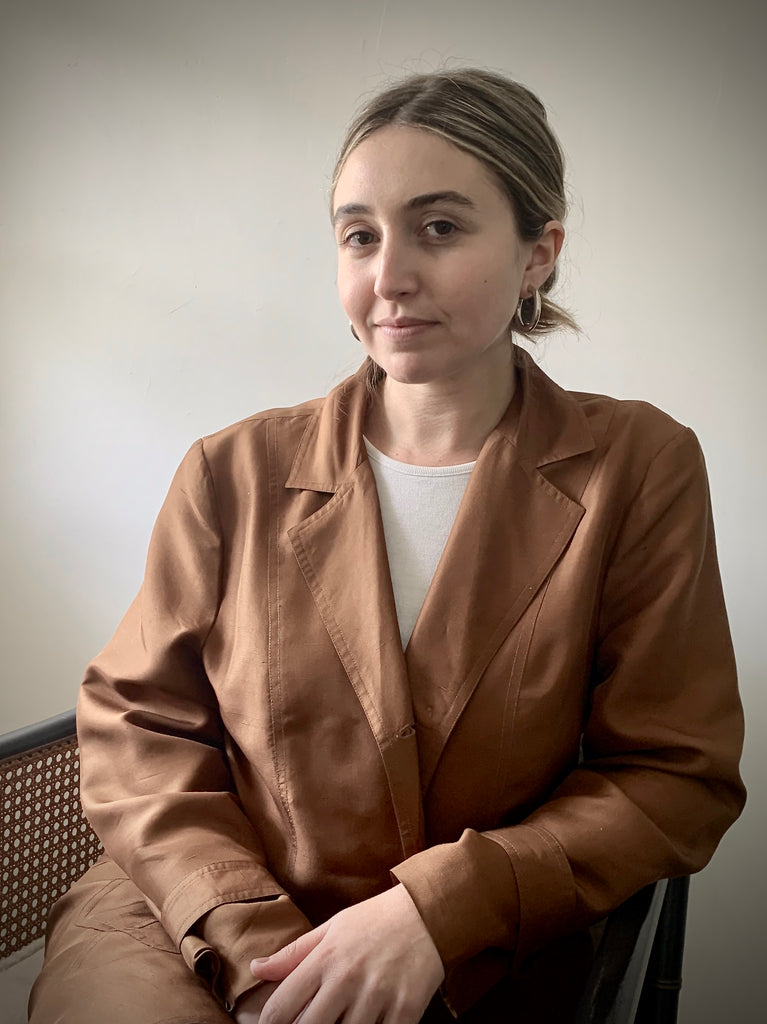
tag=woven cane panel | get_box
[1,737,102,960]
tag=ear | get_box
[520,220,565,296]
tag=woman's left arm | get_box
[393,425,745,984]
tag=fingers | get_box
[269,981,354,1024]
[252,964,319,1024]
[233,981,280,1024]
[265,975,426,1024]
[249,886,444,1024]
[251,923,329,982]
[254,946,432,1024]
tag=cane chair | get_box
[0,710,102,968]
[1,710,689,1023]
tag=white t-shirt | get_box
[364,438,476,648]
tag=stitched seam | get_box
[494,582,551,803]
[196,439,226,649]
[162,860,272,909]
[524,824,578,916]
[494,634,522,799]
[173,887,285,942]
[266,419,298,866]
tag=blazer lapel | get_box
[286,373,423,855]
[406,350,597,791]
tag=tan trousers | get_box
[29,858,229,1024]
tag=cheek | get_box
[336,265,366,320]
[480,266,521,319]
[450,269,517,327]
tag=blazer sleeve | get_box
[78,440,312,1011]
[392,426,746,1001]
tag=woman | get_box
[29,69,745,1024]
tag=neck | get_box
[364,344,516,466]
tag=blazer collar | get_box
[495,346,595,466]
[285,348,595,493]
[285,367,369,493]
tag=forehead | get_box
[332,125,507,213]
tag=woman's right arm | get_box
[78,440,312,1012]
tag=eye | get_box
[343,229,377,248]
[423,219,458,238]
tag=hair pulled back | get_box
[332,68,576,389]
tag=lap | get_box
[28,856,230,1024]
[29,857,587,1024]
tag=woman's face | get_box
[332,125,552,387]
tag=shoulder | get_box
[514,349,699,474]
[188,392,330,486]
[569,388,701,470]
[159,394,327,514]
[562,391,711,530]
[204,393,324,450]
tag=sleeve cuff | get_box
[391,828,520,967]
[391,825,581,1017]
[181,894,313,1011]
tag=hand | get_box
[233,981,281,1023]
[249,884,445,1024]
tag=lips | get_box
[374,317,438,341]
[375,317,437,327]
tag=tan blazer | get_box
[76,349,745,1015]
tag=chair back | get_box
[0,710,102,962]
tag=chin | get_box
[372,357,449,386]
[364,344,445,383]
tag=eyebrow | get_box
[332,191,478,225]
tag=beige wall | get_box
[1,1,764,1019]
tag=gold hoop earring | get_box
[350,322,360,341]
[515,289,542,331]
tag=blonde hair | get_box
[332,68,577,390]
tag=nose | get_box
[374,237,419,300]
